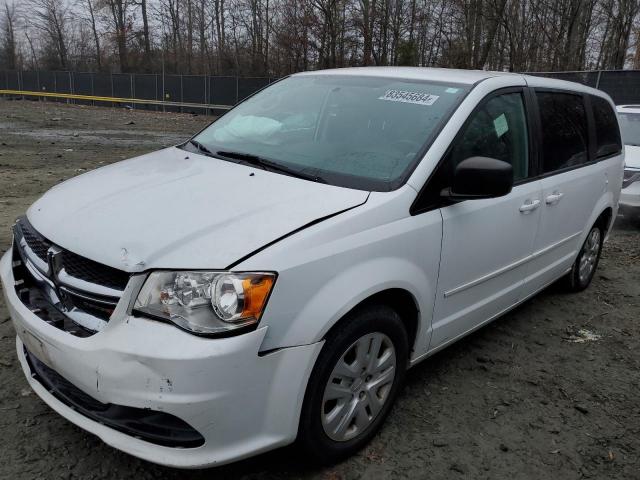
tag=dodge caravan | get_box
[0,67,624,468]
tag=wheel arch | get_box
[582,192,615,248]
[595,206,613,233]
[322,288,421,359]
[258,255,436,357]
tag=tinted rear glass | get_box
[537,92,589,174]
[591,95,622,158]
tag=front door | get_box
[428,89,542,349]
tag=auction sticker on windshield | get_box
[378,89,439,106]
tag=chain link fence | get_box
[526,70,640,105]
[0,70,275,113]
[2,69,639,113]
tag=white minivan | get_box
[1,67,624,468]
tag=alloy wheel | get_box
[578,228,601,284]
[321,332,396,442]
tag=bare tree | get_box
[357,0,377,65]
[103,0,131,72]
[0,2,19,70]
[2,0,640,76]
[26,0,71,69]
[213,0,227,71]
[598,0,640,69]
[84,0,103,69]
[634,25,640,68]
[139,0,152,68]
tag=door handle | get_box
[545,192,564,205]
[519,199,541,213]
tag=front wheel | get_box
[564,225,603,291]
[297,304,408,464]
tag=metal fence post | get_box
[236,76,239,104]
[131,73,135,110]
[180,74,184,113]
[208,75,213,116]
[596,70,602,90]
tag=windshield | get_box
[618,112,640,146]
[191,75,470,191]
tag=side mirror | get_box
[442,156,514,201]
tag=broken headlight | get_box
[133,271,276,336]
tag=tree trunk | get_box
[214,0,226,71]
[634,27,640,69]
[360,0,375,66]
[86,0,101,69]
[2,3,18,70]
[141,0,151,70]
[108,0,129,72]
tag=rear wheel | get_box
[298,304,408,464]
[564,225,603,291]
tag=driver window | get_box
[450,92,529,181]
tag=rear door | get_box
[424,88,543,349]
[525,90,605,293]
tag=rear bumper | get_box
[2,249,323,468]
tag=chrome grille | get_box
[61,250,130,291]
[12,217,130,336]
[16,219,129,292]
[20,220,51,262]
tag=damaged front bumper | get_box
[1,249,323,468]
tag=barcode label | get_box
[378,90,439,106]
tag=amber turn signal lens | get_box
[241,276,275,320]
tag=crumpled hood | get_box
[27,147,368,271]
[625,145,640,169]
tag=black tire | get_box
[297,303,408,464]
[564,224,604,292]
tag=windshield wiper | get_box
[216,150,326,183]
[188,139,214,156]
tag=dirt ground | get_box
[0,98,639,480]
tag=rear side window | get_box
[537,92,589,174]
[591,95,622,157]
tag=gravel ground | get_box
[0,98,639,480]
